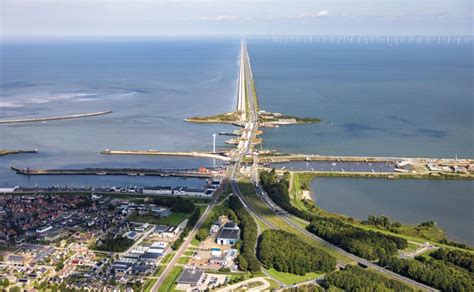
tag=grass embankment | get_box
[185,112,240,124]
[237,180,352,263]
[266,269,322,285]
[290,172,472,251]
[158,266,183,292]
[251,80,260,112]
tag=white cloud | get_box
[215,15,239,21]
[299,10,329,19]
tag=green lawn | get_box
[128,212,190,226]
[158,266,183,292]
[183,250,194,256]
[266,268,322,285]
[153,265,165,277]
[142,279,157,292]
[266,278,282,290]
[161,253,174,265]
[177,257,189,265]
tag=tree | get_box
[196,229,208,241]
[55,261,64,271]
[321,265,413,291]
[257,230,336,275]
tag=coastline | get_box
[288,171,473,248]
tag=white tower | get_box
[212,133,216,153]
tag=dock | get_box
[100,149,231,161]
[10,166,218,178]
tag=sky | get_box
[0,0,472,38]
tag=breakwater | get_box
[10,166,218,178]
[0,111,112,124]
[100,149,231,161]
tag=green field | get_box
[266,268,322,285]
[128,212,190,226]
[158,266,183,292]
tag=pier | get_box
[0,111,112,124]
[100,149,231,161]
[0,149,38,156]
[10,166,219,178]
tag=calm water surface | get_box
[0,38,239,187]
[311,178,474,244]
[249,40,473,158]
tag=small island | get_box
[185,111,241,124]
[185,110,320,127]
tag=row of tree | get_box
[228,195,262,272]
[260,170,314,221]
[307,217,407,260]
[172,207,201,250]
[257,230,336,275]
[379,256,474,291]
[362,215,402,232]
[321,265,414,291]
[152,196,195,213]
[429,248,474,273]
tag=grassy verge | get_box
[142,279,157,292]
[158,266,183,292]
[161,253,174,265]
[153,265,165,277]
[266,268,322,285]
